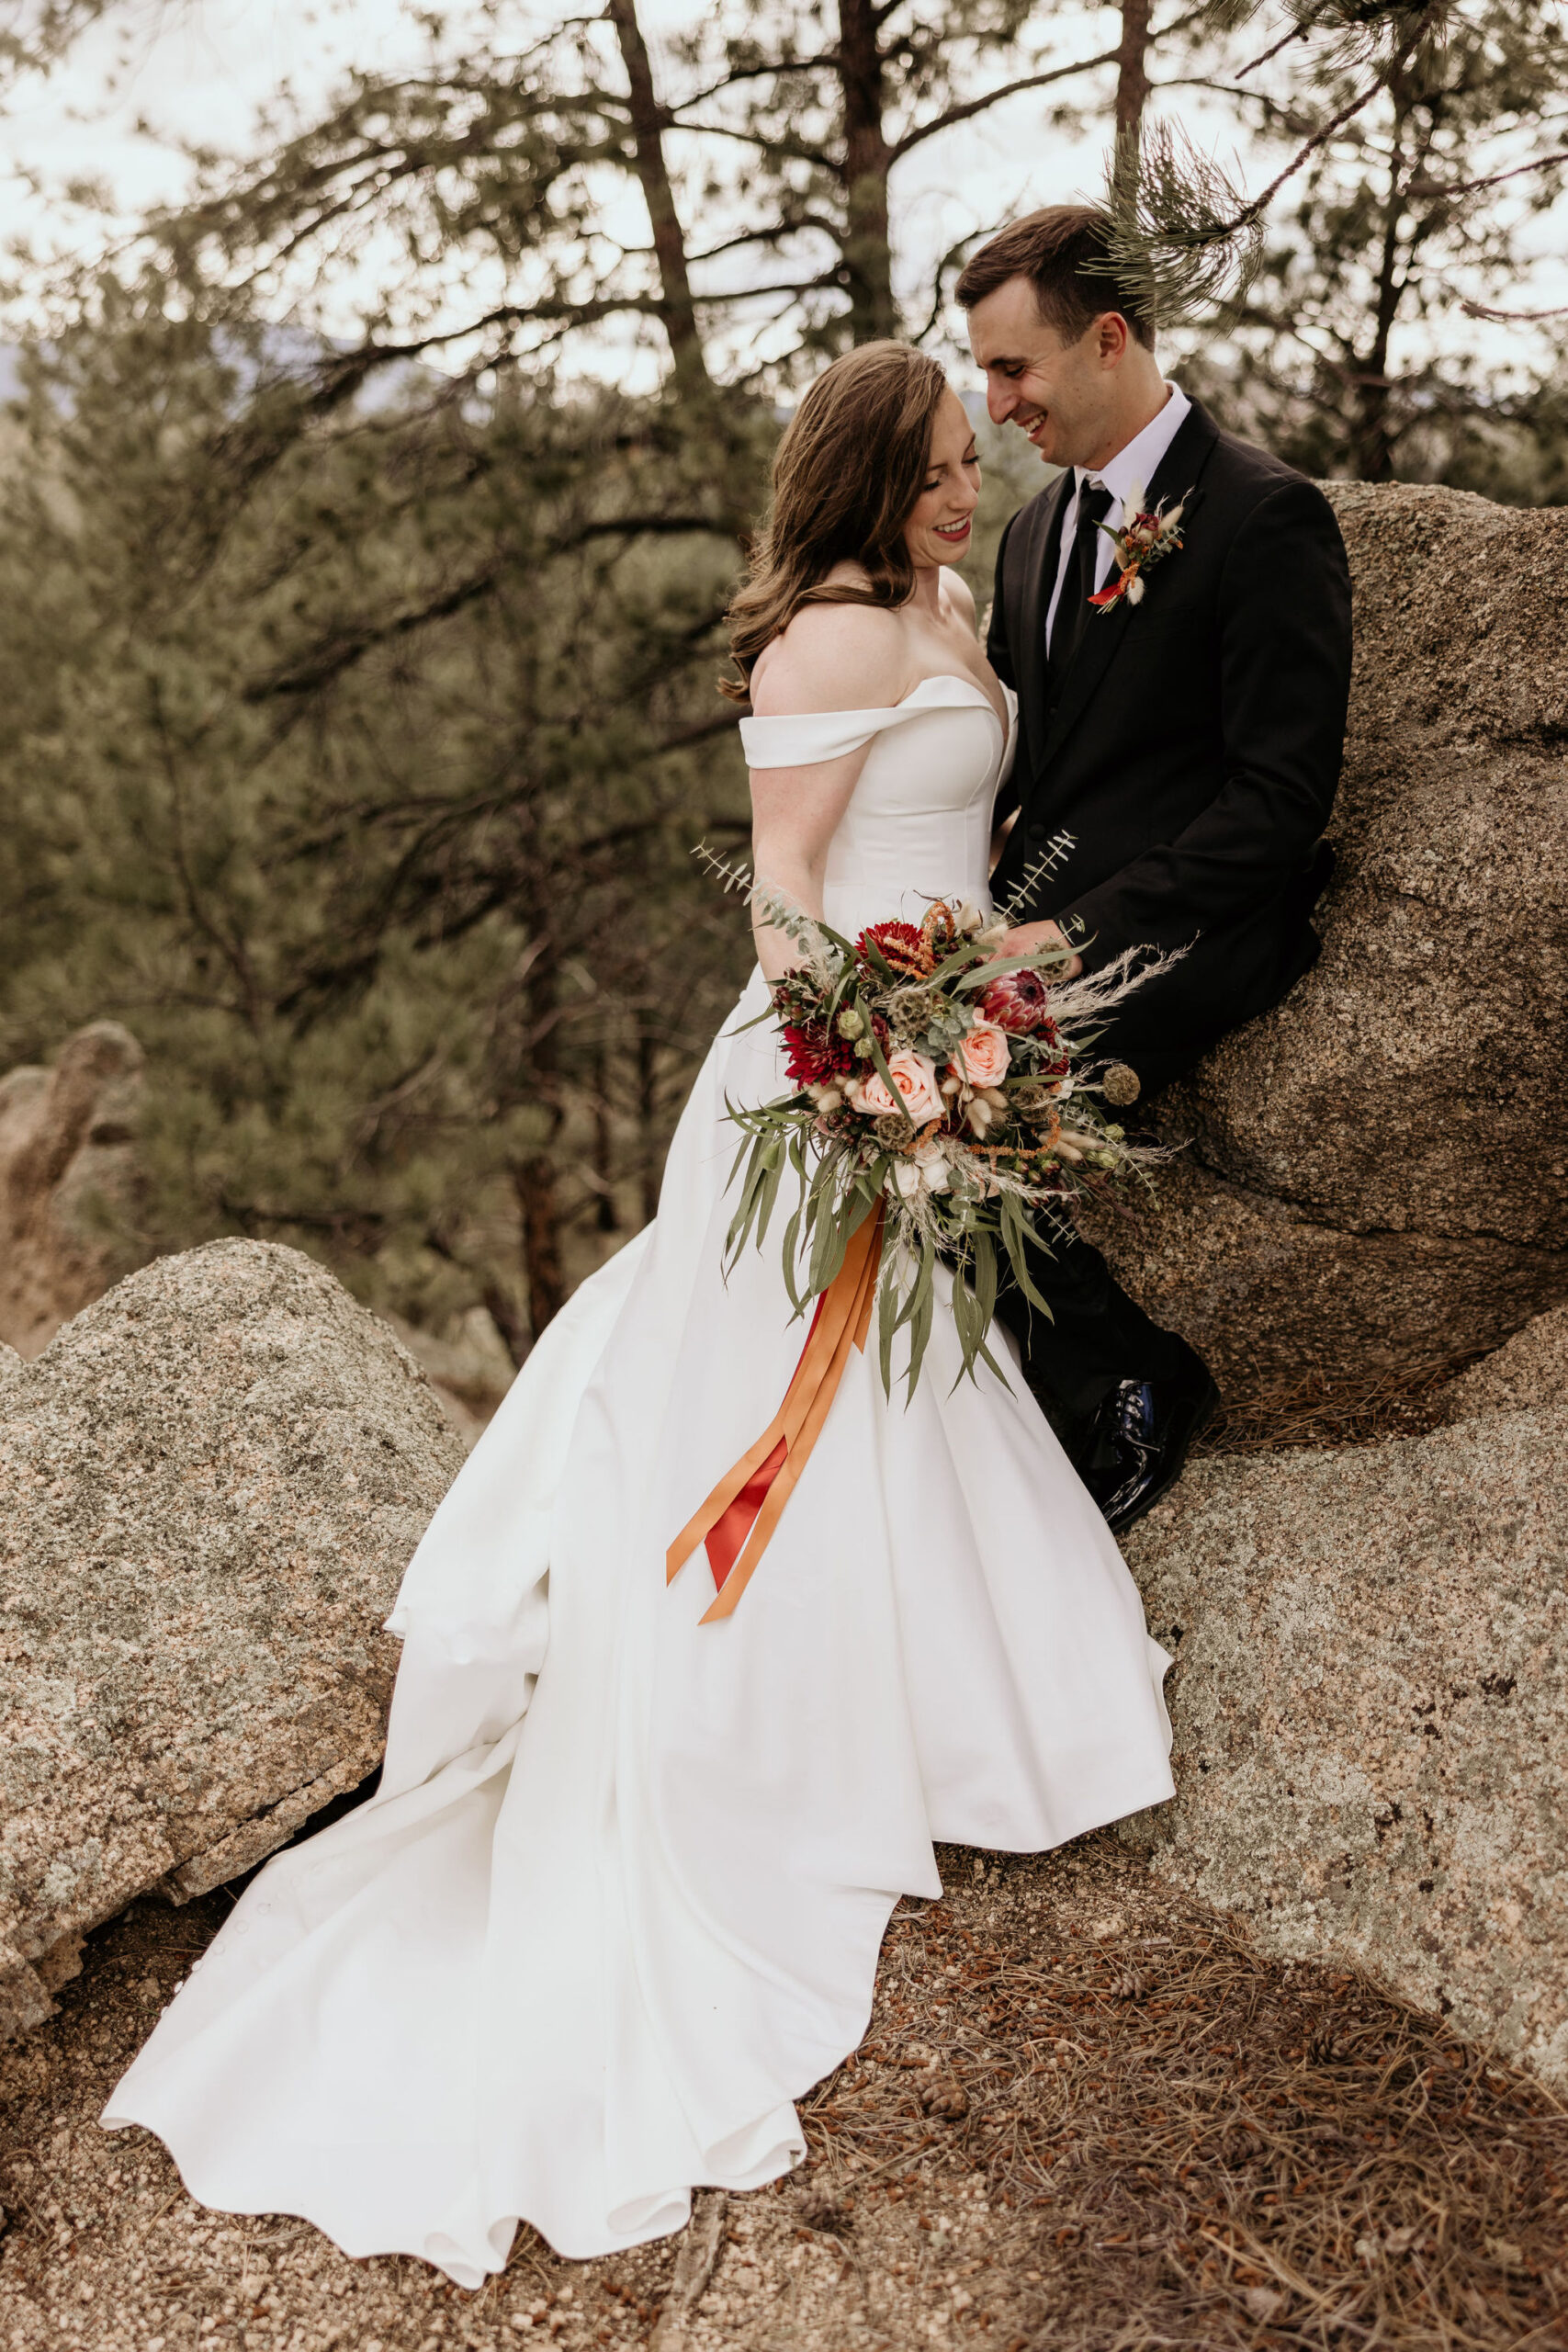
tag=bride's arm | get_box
[749,748,868,981]
[747,605,905,982]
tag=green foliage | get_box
[105,0,1126,379]
[1160,0,1568,489]
[0,277,759,1349]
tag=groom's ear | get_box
[1093,311,1134,370]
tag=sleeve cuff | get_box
[1053,892,1130,968]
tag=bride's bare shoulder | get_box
[750,595,906,718]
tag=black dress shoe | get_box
[1080,1365,1221,1536]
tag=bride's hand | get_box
[997,918,1083,979]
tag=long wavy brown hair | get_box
[720,341,950,703]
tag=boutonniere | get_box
[1089,480,1192,613]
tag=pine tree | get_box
[0,279,756,1350]
[48,0,1186,381]
[1169,0,1568,485]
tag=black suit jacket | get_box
[987,396,1352,1080]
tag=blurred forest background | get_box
[1,0,1565,1385]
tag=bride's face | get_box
[903,390,981,571]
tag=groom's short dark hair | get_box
[954,206,1156,349]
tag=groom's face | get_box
[965,277,1119,470]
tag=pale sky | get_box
[0,1,462,254]
[0,0,1137,377]
[0,0,1562,390]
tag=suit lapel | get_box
[1035,398,1222,775]
[1141,391,1220,518]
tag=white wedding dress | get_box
[105,674,1175,2285]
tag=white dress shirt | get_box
[1043,381,1192,648]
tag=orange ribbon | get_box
[666,1203,885,1623]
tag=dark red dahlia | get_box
[980,967,1052,1034]
[781,1022,852,1087]
[855,920,926,978]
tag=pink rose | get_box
[886,1051,943,1126]
[847,1070,896,1116]
[953,1020,1011,1091]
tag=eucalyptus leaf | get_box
[754,1146,785,1247]
[877,1261,898,1397]
[954,951,1066,992]
[999,1193,1054,1316]
[905,1247,936,1399]
[973,1227,998,1332]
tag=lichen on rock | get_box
[1120,1374,1568,2084]
[0,1021,148,1362]
[0,1238,465,2040]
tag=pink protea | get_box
[980,967,1052,1035]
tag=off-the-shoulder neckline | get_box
[743,672,1010,734]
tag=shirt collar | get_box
[1075,381,1191,514]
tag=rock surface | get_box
[1121,1396,1568,2081]
[1434,1301,1568,1424]
[0,1239,465,2040]
[1088,483,1568,1392]
[0,1021,148,1360]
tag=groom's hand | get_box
[997,919,1083,979]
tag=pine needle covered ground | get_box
[3,1830,1563,2352]
[1197,1353,1493,1458]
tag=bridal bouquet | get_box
[667,852,1169,1621]
[719,869,1161,1397]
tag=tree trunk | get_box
[509,944,570,1336]
[1349,371,1395,481]
[1350,104,1416,481]
[1114,0,1154,147]
[515,1152,568,1336]
[605,0,712,396]
[837,0,896,343]
[481,1277,531,1371]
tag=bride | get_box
[105,341,1175,2286]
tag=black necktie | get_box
[1047,480,1114,678]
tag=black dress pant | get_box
[994,1223,1208,1430]
[995,852,1334,1439]
[992,1028,1212,1439]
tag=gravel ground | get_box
[3,1828,1564,2352]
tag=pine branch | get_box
[1406,149,1568,202]
[663,113,836,169]
[889,49,1125,160]
[1095,26,1426,328]
[1460,294,1568,322]
[239,510,737,706]
[1092,122,1266,323]
[674,54,842,107]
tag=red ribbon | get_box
[666,1204,885,1623]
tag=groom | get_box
[958,205,1353,1532]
